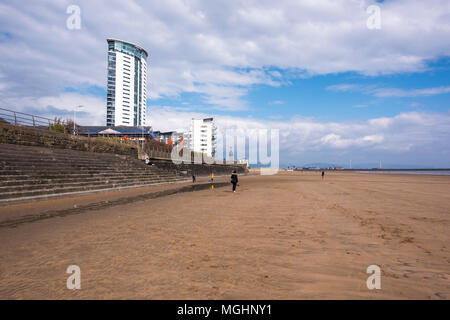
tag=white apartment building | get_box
[106,39,148,126]
[187,118,217,157]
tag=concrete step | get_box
[0,170,178,181]
[0,156,135,162]
[0,145,129,156]
[0,156,135,166]
[0,167,162,175]
[0,166,143,173]
[0,159,151,166]
[0,177,186,200]
[0,157,151,166]
[0,173,160,187]
[0,176,182,193]
[0,156,131,165]
[0,179,193,205]
[0,158,139,165]
[0,173,168,187]
[0,157,133,162]
[0,155,130,162]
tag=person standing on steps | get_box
[192,173,196,183]
[210,172,214,182]
[231,170,238,192]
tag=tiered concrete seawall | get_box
[0,143,188,204]
[0,122,247,204]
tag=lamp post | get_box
[139,125,144,149]
[73,105,83,135]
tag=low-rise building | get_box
[78,126,155,141]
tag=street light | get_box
[141,125,144,149]
[73,105,83,135]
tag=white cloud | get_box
[269,100,284,105]
[319,133,384,149]
[326,84,363,92]
[2,93,106,125]
[148,106,450,166]
[327,84,450,97]
[1,0,450,110]
[373,86,450,97]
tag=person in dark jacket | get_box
[231,170,238,192]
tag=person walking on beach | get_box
[231,170,238,192]
[321,171,325,180]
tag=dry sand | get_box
[0,172,449,299]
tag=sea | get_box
[357,171,450,175]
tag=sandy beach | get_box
[0,171,449,299]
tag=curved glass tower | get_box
[106,39,148,127]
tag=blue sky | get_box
[0,0,449,167]
[152,60,450,122]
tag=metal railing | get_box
[0,107,55,129]
[146,147,172,159]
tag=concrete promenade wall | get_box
[150,159,248,177]
[0,123,138,157]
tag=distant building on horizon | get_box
[106,39,148,127]
[186,118,217,157]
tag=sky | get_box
[0,0,450,167]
